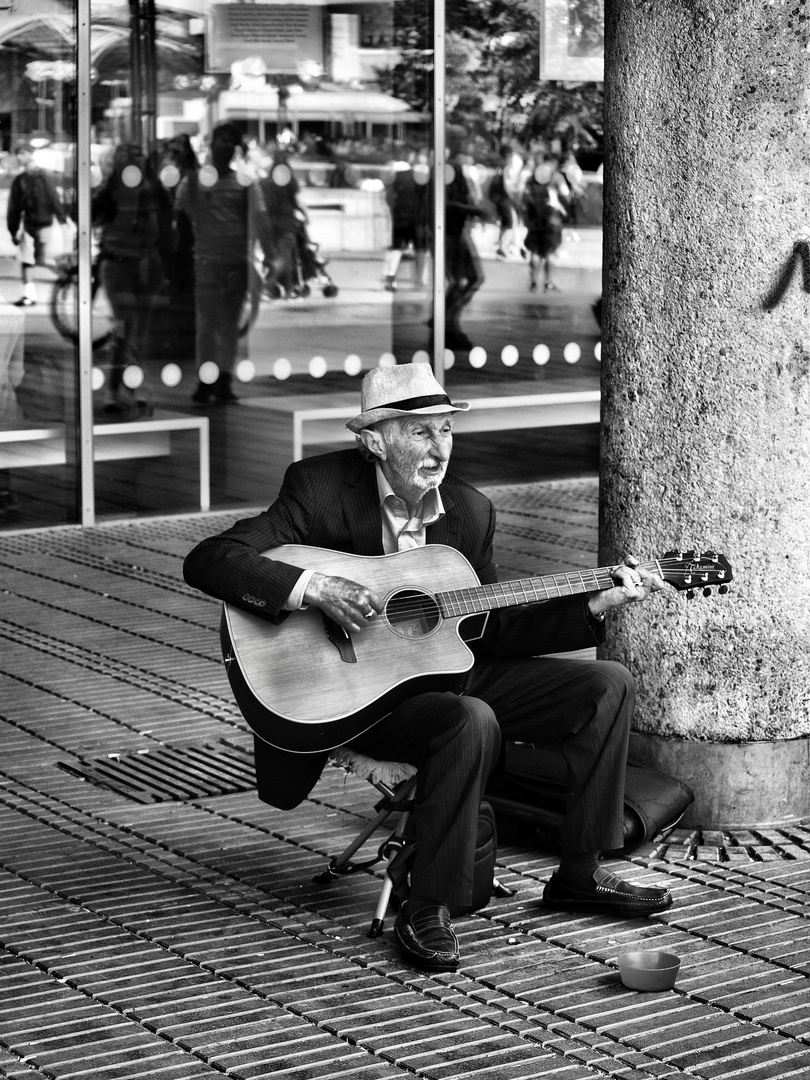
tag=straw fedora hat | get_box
[346,364,470,434]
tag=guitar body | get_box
[222,544,482,752]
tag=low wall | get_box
[630,731,810,828]
[299,188,390,253]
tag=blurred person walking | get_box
[522,154,569,293]
[445,136,486,351]
[489,143,525,260]
[6,140,67,307]
[382,149,431,292]
[175,123,266,404]
[160,134,199,360]
[92,143,172,415]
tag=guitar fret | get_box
[438,567,619,617]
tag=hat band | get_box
[374,393,453,411]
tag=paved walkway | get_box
[2,482,809,1080]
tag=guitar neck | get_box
[437,561,657,618]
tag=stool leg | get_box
[314,804,393,882]
[368,803,414,937]
[368,868,395,937]
[312,777,415,884]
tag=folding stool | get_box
[313,746,417,937]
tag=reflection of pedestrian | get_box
[559,147,586,225]
[259,152,305,299]
[160,134,198,359]
[383,149,430,291]
[445,139,485,351]
[92,143,172,415]
[489,143,524,259]
[523,156,568,293]
[175,123,265,404]
[6,140,67,307]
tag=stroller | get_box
[263,208,339,300]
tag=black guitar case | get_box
[485,743,694,856]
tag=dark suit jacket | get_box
[183,449,604,808]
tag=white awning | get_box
[217,88,425,124]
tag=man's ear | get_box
[359,427,386,459]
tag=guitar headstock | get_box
[658,550,733,598]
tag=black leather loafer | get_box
[393,901,460,971]
[542,869,673,917]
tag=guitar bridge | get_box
[322,615,358,664]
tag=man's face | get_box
[16,149,34,170]
[378,414,454,503]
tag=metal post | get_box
[129,0,143,145]
[143,0,158,149]
[432,0,446,385]
[77,0,95,524]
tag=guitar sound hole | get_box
[386,589,441,639]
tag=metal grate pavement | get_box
[1,484,810,1080]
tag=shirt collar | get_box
[374,462,445,525]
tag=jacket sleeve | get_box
[7,177,21,238]
[91,181,114,226]
[183,462,318,620]
[447,483,604,652]
[475,594,606,658]
[44,172,66,224]
[468,492,606,657]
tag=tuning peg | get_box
[718,584,729,595]
[703,586,712,597]
[686,589,696,600]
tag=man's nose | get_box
[429,432,452,459]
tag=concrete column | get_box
[600,2,810,822]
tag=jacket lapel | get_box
[343,456,385,555]
[426,486,464,551]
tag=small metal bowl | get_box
[618,950,681,992]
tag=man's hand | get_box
[588,556,667,620]
[304,571,384,634]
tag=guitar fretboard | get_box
[437,565,637,617]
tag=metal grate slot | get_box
[56,740,256,803]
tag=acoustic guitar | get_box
[221,544,733,753]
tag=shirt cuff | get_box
[284,569,315,611]
[585,596,607,641]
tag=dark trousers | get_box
[348,656,634,910]
[445,225,484,328]
[194,259,248,374]
[100,253,163,390]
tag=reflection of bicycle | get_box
[52,252,261,351]
[51,253,113,348]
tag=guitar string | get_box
[358,558,728,625]
[379,560,728,622]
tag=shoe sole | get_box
[542,894,672,917]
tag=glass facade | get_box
[0,0,603,531]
